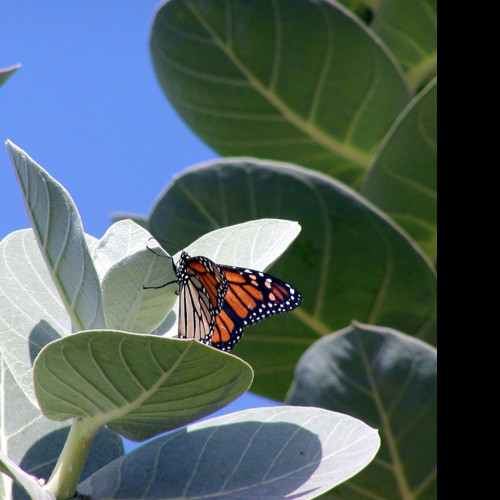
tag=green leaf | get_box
[147,158,437,400]
[0,64,20,88]
[361,79,437,263]
[6,140,106,331]
[286,322,437,499]
[110,212,148,228]
[78,406,380,499]
[33,330,253,441]
[177,218,301,270]
[0,353,124,500]
[93,219,178,333]
[150,0,411,187]
[0,230,71,404]
[0,451,54,500]
[372,0,437,93]
[336,0,375,22]
[0,223,169,403]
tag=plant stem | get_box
[44,419,101,500]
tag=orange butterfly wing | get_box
[211,266,302,351]
[174,252,302,351]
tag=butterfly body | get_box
[154,250,302,351]
[175,252,227,345]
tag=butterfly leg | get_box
[143,245,178,290]
[143,280,178,290]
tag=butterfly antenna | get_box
[146,244,173,259]
[149,235,184,254]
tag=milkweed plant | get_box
[0,142,379,500]
[1,1,436,499]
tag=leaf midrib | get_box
[90,339,194,428]
[356,330,413,500]
[183,0,372,170]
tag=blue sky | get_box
[1,1,279,450]
[1,1,215,240]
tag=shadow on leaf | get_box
[28,320,61,366]
[14,427,124,500]
[80,420,322,499]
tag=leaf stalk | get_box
[44,419,101,500]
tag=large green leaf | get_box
[33,330,253,441]
[150,0,411,187]
[6,140,105,331]
[147,159,437,400]
[0,353,124,500]
[79,406,380,499]
[361,79,437,263]
[286,323,437,499]
[371,0,437,93]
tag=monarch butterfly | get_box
[147,250,302,351]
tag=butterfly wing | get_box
[210,266,302,351]
[177,254,228,344]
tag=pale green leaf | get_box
[93,219,177,333]
[6,140,105,332]
[92,218,155,280]
[180,218,301,270]
[0,450,54,500]
[0,230,70,404]
[0,353,123,500]
[79,406,380,499]
[33,330,253,441]
[0,228,100,405]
